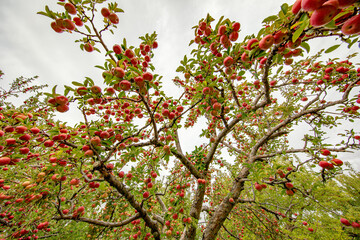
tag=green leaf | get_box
[176,66,185,72]
[300,42,310,53]
[325,44,340,54]
[37,11,48,17]
[52,85,57,96]
[262,15,277,23]
[114,8,124,13]
[122,38,127,49]
[72,81,84,87]
[281,3,288,15]
[95,65,106,70]
[85,25,91,34]
[107,59,117,67]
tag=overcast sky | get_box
[0,0,359,169]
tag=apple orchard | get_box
[1,0,360,239]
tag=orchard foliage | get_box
[1,0,360,239]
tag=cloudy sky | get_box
[0,0,359,169]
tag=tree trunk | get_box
[184,183,206,239]
[202,167,250,240]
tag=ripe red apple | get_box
[84,150,93,157]
[77,206,85,213]
[55,96,68,105]
[301,0,327,11]
[246,38,259,50]
[292,0,302,14]
[118,80,131,91]
[70,178,80,185]
[259,35,274,50]
[84,43,94,52]
[124,49,135,59]
[108,13,119,24]
[232,22,241,32]
[340,218,351,226]
[308,227,314,232]
[331,158,343,166]
[101,8,111,18]
[143,72,153,81]
[91,86,101,94]
[6,138,16,145]
[255,183,263,191]
[323,0,340,8]
[113,44,122,54]
[63,19,76,31]
[285,182,294,189]
[19,147,30,154]
[114,67,125,78]
[73,17,83,27]
[320,149,331,156]
[274,31,287,44]
[76,86,88,95]
[143,191,150,198]
[223,56,234,67]
[229,198,234,203]
[0,157,11,166]
[338,0,357,8]
[341,14,360,35]
[64,3,77,15]
[90,136,101,146]
[319,161,330,168]
[286,189,295,196]
[118,171,125,178]
[51,22,63,33]
[303,221,308,226]
[310,5,337,27]
[15,126,27,134]
[352,222,360,228]
[56,104,69,113]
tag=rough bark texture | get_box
[202,167,250,240]
[184,184,206,239]
[94,163,161,240]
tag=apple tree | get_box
[1,0,360,239]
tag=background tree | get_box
[1,0,360,239]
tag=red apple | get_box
[125,49,135,59]
[0,157,11,166]
[108,13,119,24]
[340,218,351,226]
[246,38,259,50]
[310,5,337,27]
[62,19,76,31]
[331,158,343,166]
[114,67,125,78]
[341,14,360,35]
[119,80,131,91]
[84,43,94,52]
[338,0,357,8]
[319,161,330,168]
[101,8,111,18]
[91,86,101,94]
[223,56,234,67]
[143,72,153,81]
[64,3,77,15]
[76,86,88,96]
[301,0,327,11]
[143,191,150,198]
[320,149,331,156]
[259,35,274,50]
[292,0,303,14]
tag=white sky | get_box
[0,0,359,169]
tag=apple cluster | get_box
[48,95,69,112]
[292,0,360,35]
